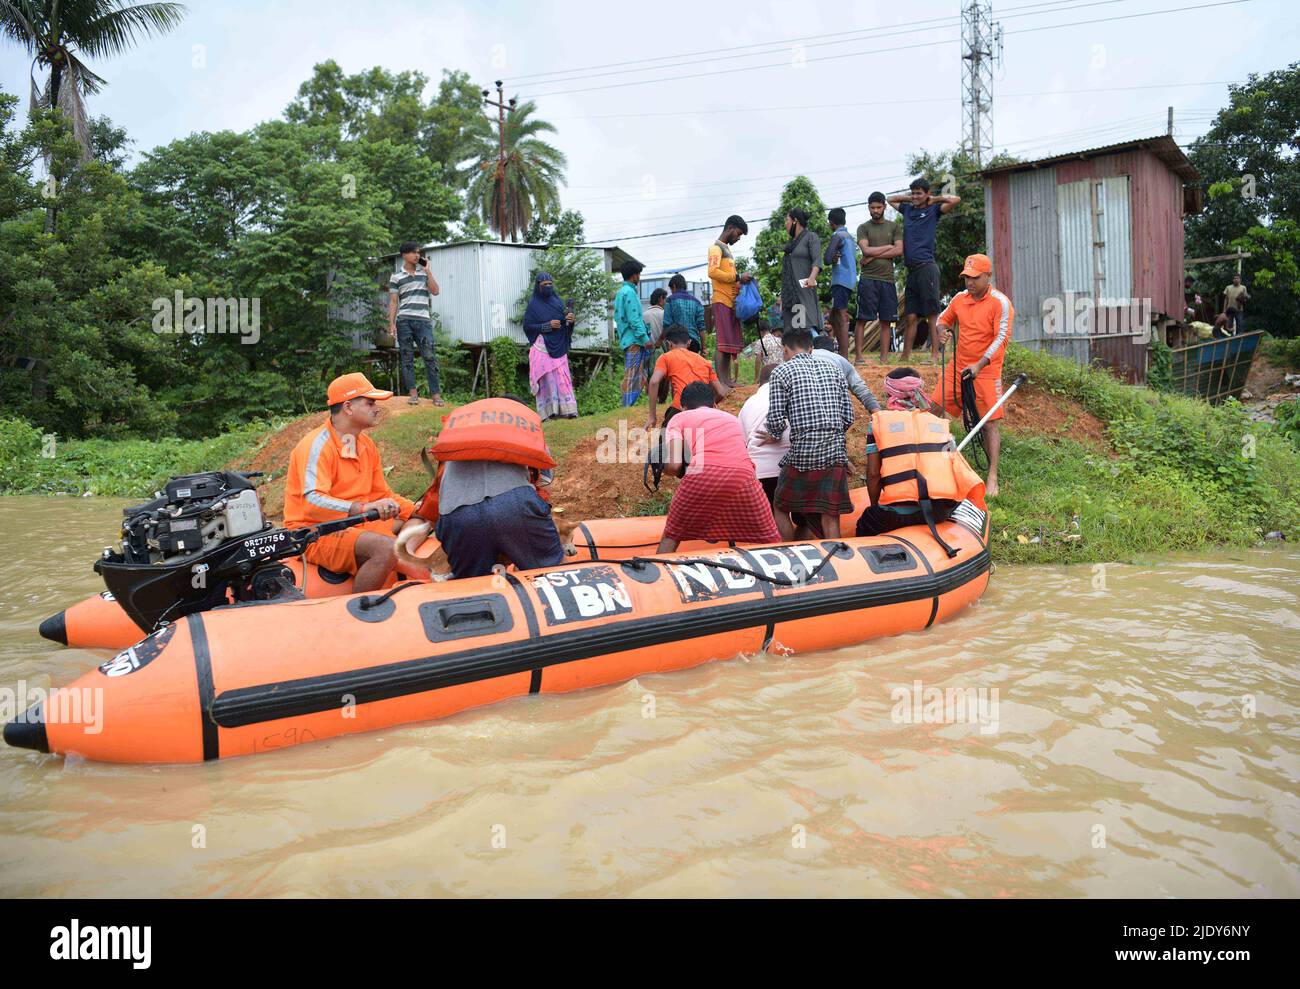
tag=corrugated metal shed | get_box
[1008,169,1087,365]
[982,134,1201,384]
[377,240,640,351]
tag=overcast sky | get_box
[3,0,1293,272]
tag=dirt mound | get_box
[231,367,1108,525]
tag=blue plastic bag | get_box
[735,280,763,322]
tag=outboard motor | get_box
[94,471,378,634]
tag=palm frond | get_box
[67,50,108,95]
[0,0,38,50]
[58,58,92,158]
[75,2,187,60]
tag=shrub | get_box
[0,416,44,479]
[433,320,472,394]
[1273,399,1300,448]
[1264,335,1300,372]
[487,335,524,398]
[1147,336,1173,392]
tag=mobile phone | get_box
[417,255,427,267]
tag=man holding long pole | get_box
[930,253,1013,497]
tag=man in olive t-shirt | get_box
[854,192,904,364]
[1222,274,1249,333]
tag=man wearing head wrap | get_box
[854,366,965,538]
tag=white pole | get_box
[955,373,1028,454]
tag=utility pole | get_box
[481,81,517,242]
[1167,106,1174,136]
[961,1,1003,168]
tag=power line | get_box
[512,0,1127,89]
[570,157,908,206]
[570,112,1188,214]
[521,1,1255,101]
[508,0,1067,83]
[552,81,1242,125]
[574,111,1211,246]
[579,174,911,241]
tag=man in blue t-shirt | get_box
[888,177,961,364]
[822,207,858,359]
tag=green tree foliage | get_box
[0,98,182,438]
[1185,63,1300,336]
[525,207,585,245]
[1,72,468,439]
[1,52,575,441]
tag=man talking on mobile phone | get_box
[388,241,444,406]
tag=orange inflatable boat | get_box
[7,500,991,763]
[43,488,879,651]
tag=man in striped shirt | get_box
[930,253,1013,497]
[388,241,443,406]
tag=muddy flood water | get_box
[0,495,1296,897]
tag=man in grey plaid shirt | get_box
[762,328,856,540]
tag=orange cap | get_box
[961,253,992,277]
[326,373,393,406]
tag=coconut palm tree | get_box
[2,0,186,158]
[463,98,567,243]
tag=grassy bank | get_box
[0,416,285,498]
[3,346,1297,564]
[991,346,1299,562]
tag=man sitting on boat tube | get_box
[433,395,566,579]
[284,372,417,592]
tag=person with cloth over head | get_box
[522,272,578,421]
[431,395,565,579]
[856,366,986,555]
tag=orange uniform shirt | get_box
[283,421,415,528]
[937,287,1014,368]
[654,348,719,410]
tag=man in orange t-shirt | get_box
[645,327,731,429]
[284,373,417,591]
[930,253,1014,496]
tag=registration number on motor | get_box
[241,530,290,560]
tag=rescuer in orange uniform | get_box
[930,253,1013,497]
[284,373,416,591]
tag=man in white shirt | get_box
[737,382,790,506]
[645,288,667,349]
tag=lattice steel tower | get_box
[961,1,1003,167]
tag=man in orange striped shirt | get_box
[284,373,416,591]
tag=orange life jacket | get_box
[871,409,986,557]
[413,399,555,523]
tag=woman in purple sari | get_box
[523,272,578,420]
